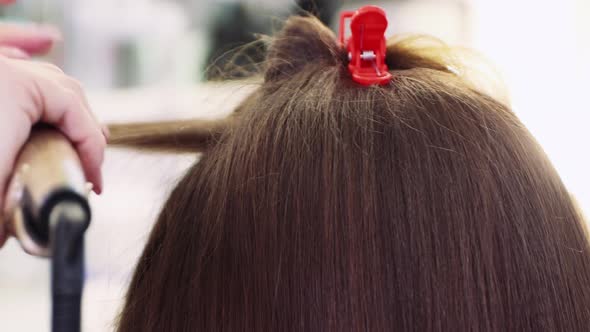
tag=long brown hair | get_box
[110,15,590,331]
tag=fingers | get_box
[44,69,108,184]
[0,57,105,194]
[0,23,61,55]
[32,77,106,193]
[12,59,106,194]
[0,73,33,212]
[0,54,104,254]
[102,124,111,141]
[57,75,93,117]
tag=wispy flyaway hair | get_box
[110,15,590,331]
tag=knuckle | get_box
[62,89,83,111]
[42,62,64,74]
[65,77,84,92]
[63,88,78,103]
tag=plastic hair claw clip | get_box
[339,5,392,86]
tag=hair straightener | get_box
[3,125,91,332]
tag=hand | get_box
[0,57,107,248]
[0,22,61,59]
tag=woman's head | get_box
[112,15,590,331]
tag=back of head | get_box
[114,15,590,331]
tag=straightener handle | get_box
[3,126,91,256]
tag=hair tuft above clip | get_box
[339,5,392,86]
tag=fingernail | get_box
[101,125,111,141]
[92,185,102,195]
[93,173,103,195]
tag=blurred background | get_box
[0,0,588,330]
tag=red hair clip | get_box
[339,5,392,86]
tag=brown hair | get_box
[110,15,590,331]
